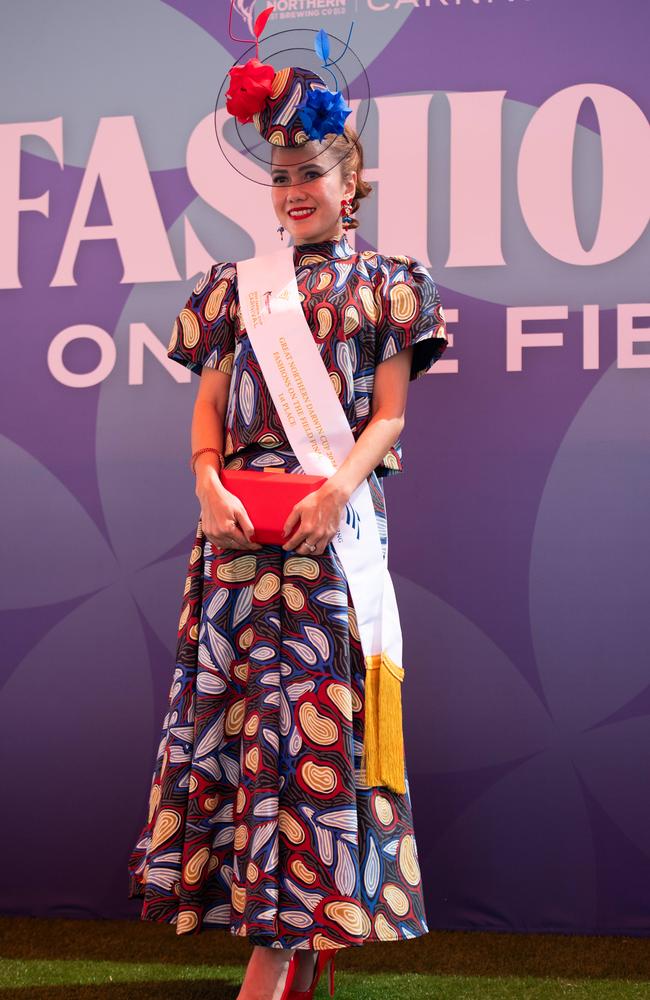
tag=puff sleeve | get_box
[166,261,238,376]
[375,256,448,381]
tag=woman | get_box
[128,106,447,1000]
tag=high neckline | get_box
[292,232,354,265]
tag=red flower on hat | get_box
[226,58,276,125]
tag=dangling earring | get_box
[277,225,285,241]
[340,198,353,230]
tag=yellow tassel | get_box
[364,659,380,785]
[363,650,406,795]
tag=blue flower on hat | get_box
[297,87,352,142]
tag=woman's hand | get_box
[196,466,262,551]
[281,481,349,555]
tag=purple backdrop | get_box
[1,0,649,936]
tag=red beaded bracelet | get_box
[190,447,225,474]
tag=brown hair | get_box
[328,123,373,231]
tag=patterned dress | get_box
[127,233,448,948]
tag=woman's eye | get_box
[272,173,320,183]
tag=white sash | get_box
[236,244,407,793]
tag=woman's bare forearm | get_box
[191,399,228,492]
[324,410,405,503]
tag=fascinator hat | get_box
[215,0,371,186]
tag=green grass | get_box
[1,916,649,998]
[2,961,650,999]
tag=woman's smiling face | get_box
[270,142,357,245]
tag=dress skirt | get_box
[128,444,428,947]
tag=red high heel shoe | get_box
[286,949,337,999]
[279,952,298,1000]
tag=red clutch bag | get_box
[219,467,328,545]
